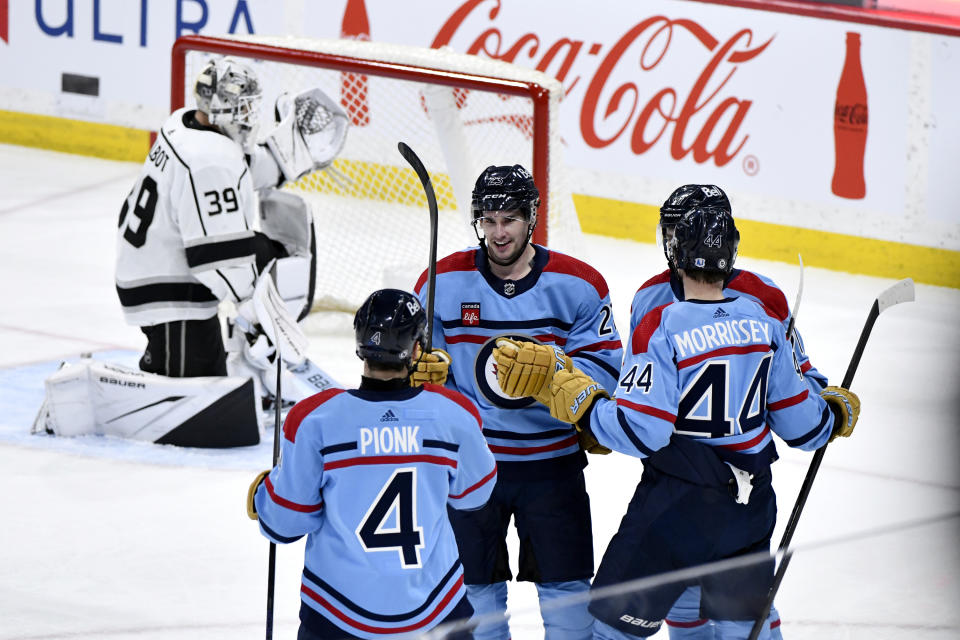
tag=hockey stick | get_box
[785,255,804,342]
[747,278,915,640]
[398,141,438,350]
[265,357,283,640]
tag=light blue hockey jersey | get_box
[415,245,623,479]
[254,383,496,639]
[591,296,834,473]
[631,268,828,393]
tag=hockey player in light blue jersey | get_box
[629,184,828,638]
[248,289,497,639]
[494,206,861,640]
[415,165,623,640]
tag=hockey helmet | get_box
[658,184,731,265]
[471,165,540,223]
[670,206,739,275]
[194,57,262,150]
[354,289,427,368]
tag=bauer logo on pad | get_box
[461,303,480,326]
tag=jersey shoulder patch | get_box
[636,269,672,295]
[727,270,789,322]
[416,249,477,293]
[283,388,348,443]
[542,251,609,299]
[632,303,672,354]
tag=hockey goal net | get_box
[171,34,580,314]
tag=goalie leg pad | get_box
[39,359,259,447]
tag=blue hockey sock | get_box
[465,582,510,640]
[536,580,594,640]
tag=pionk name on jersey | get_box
[672,317,772,359]
[360,425,421,455]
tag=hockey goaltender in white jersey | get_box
[34,57,347,448]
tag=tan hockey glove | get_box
[247,470,270,520]
[410,349,451,387]
[576,427,612,455]
[548,368,609,425]
[493,338,573,404]
[821,386,861,442]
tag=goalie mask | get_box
[658,184,731,267]
[471,165,540,267]
[354,289,427,369]
[194,57,263,151]
[670,206,739,276]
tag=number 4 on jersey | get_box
[356,468,424,568]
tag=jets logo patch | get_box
[461,303,480,327]
[473,334,539,409]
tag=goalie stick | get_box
[265,357,282,640]
[398,142,438,350]
[747,278,915,640]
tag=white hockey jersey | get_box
[115,108,259,326]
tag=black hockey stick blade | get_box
[398,142,439,351]
[747,277,915,640]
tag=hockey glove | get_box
[247,470,270,520]
[493,338,572,404]
[576,427,612,455]
[410,349,451,387]
[821,386,861,442]
[548,368,609,425]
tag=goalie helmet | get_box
[194,57,262,150]
[670,206,739,275]
[354,289,427,368]
[470,165,540,265]
[658,184,731,266]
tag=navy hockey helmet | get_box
[471,164,540,223]
[354,289,427,367]
[670,206,739,275]
[470,165,540,265]
[658,184,731,265]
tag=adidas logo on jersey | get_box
[380,409,399,422]
[713,307,729,318]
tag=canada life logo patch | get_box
[461,303,480,326]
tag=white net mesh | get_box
[177,35,581,313]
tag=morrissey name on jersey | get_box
[673,317,772,359]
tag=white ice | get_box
[0,144,957,639]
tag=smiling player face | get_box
[475,210,529,266]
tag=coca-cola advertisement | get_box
[0,0,957,256]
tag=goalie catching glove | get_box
[821,385,861,442]
[264,87,349,183]
[247,470,270,520]
[493,338,573,404]
[410,348,451,387]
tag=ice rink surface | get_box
[0,144,958,639]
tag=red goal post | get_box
[170,34,578,312]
